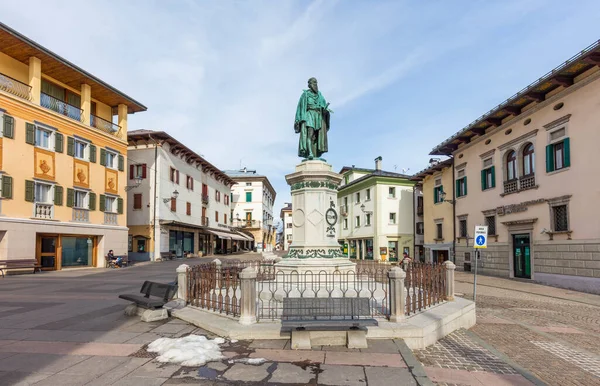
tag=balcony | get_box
[72,208,89,223]
[34,203,53,219]
[417,205,424,216]
[503,180,518,195]
[41,93,83,122]
[340,205,348,217]
[202,217,209,227]
[0,72,31,100]
[519,175,536,191]
[91,114,120,135]
[202,194,209,205]
[232,219,261,229]
[104,212,118,225]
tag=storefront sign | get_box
[496,198,547,216]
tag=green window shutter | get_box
[54,186,63,206]
[455,180,460,197]
[546,144,554,173]
[463,176,467,196]
[118,155,124,171]
[66,188,74,207]
[89,192,96,211]
[3,115,14,139]
[491,166,496,188]
[433,187,437,203]
[55,133,64,153]
[89,145,97,163]
[563,138,570,168]
[99,194,106,212]
[25,123,35,145]
[246,192,252,202]
[25,180,34,202]
[100,148,106,166]
[481,169,486,190]
[66,136,74,156]
[117,198,124,214]
[1,175,12,199]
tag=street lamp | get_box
[439,190,455,204]
[360,204,372,214]
[163,190,179,203]
[124,176,143,191]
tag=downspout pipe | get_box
[451,155,456,264]
[412,185,416,261]
[149,135,158,262]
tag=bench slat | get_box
[118,294,166,309]
[282,298,372,321]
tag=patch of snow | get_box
[147,334,226,366]
[230,339,238,343]
[228,357,267,365]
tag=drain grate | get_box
[129,345,158,359]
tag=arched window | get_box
[523,143,535,176]
[506,150,517,181]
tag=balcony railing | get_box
[104,212,118,225]
[503,180,518,195]
[232,219,261,229]
[340,205,348,216]
[90,114,120,135]
[41,93,83,122]
[417,205,424,216]
[202,217,209,227]
[519,175,536,190]
[202,194,209,205]
[72,208,89,222]
[34,203,53,219]
[0,72,31,100]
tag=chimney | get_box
[375,156,383,171]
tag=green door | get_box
[513,234,531,279]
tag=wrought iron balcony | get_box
[91,114,120,135]
[41,93,83,122]
[0,72,31,100]
[519,175,536,190]
[340,205,348,216]
[202,217,209,226]
[202,194,209,205]
[503,180,518,195]
[34,203,53,219]
[232,219,261,229]
[72,208,89,222]
[417,205,424,216]
[104,212,118,225]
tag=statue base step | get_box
[274,258,356,275]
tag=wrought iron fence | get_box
[91,114,120,135]
[186,262,241,317]
[256,266,390,321]
[404,262,446,315]
[0,72,31,100]
[41,93,83,121]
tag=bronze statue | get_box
[294,78,332,159]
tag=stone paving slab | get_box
[222,363,272,382]
[325,351,407,368]
[248,338,288,349]
[359,338,402,354]
[112,376,169,386]
[0,340,142,356]
[59,355,130,376]
[129,359,182,378]
[0,371,52,386]
[318,364,366,386]
[0,352,90,373]
[250,348,326,363]
[425,367,534,386]
[364,366,416,386]
[85,357,153,386]
[268,362,317,384]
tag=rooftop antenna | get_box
[401,168,410,174]
[394,165,398,171]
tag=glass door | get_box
[513,234,531,278]
[38,235,57,270]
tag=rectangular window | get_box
[481,167,495,190]
[224,213,228,223]
[215,211,219,223]
[216,190,221,202]
[170,167,176,183]
[389,213,396,224]
[74,140,87,160]
[287,223,292,228]
[344,197,348,207]
[355,216,360,227]
[186,176,194,190]
[366,213,371,226]
[246,182,252,186]
[436,223,443,239]
[554,142,564,170]
[105,151,117,169]
[343,218,348,229]
[388,187,396,198]
[456,176,467,197]
[486,216,496,235]
[355,192,360,203]
[459,219,467,237]
[74,190,88,208]
[132,164,145,179]
[133,193,142,210]
[366,189,371,200]
[35,183,52,203]
[553,205,569,232]
[202,183,208,196]
[186,202,191,216]
[170,197,176,212]
[105,196,116,212]
[416,222,424,235]
[434,186,444,204]
[546,128,570,172]
[35,128,52,149]
[246,191,252,202]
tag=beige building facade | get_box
[428,42,600,293]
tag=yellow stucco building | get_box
[0,23,146,271]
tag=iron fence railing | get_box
[405,262,446,315]
[41,93,83,121]
[91,114,120,135]
[0,72,31,100]
[186,262,241,317]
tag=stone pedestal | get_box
[276,160,355,274]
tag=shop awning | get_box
[235,232,254,241]
[206,230,233,240]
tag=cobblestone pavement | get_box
[449,271,600,386]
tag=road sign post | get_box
[473,226,488,302]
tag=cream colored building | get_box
[280,202,293,251]
[338,157,415,261]
[0,23,145,271]
[411,159,454,264]
[428,41,600,293]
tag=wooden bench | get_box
[282,297,378,349]
[119,281,177,309]
[159,252,175,261]
[0,259,41,278]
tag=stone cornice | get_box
[479,149,495,159]
[544,114,572,131]
[498,129,539,151]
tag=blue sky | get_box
[4,0,600,220]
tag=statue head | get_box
[308,77,318,93]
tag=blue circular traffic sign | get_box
[476,235,486,245]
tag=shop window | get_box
[137,239,146,252]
